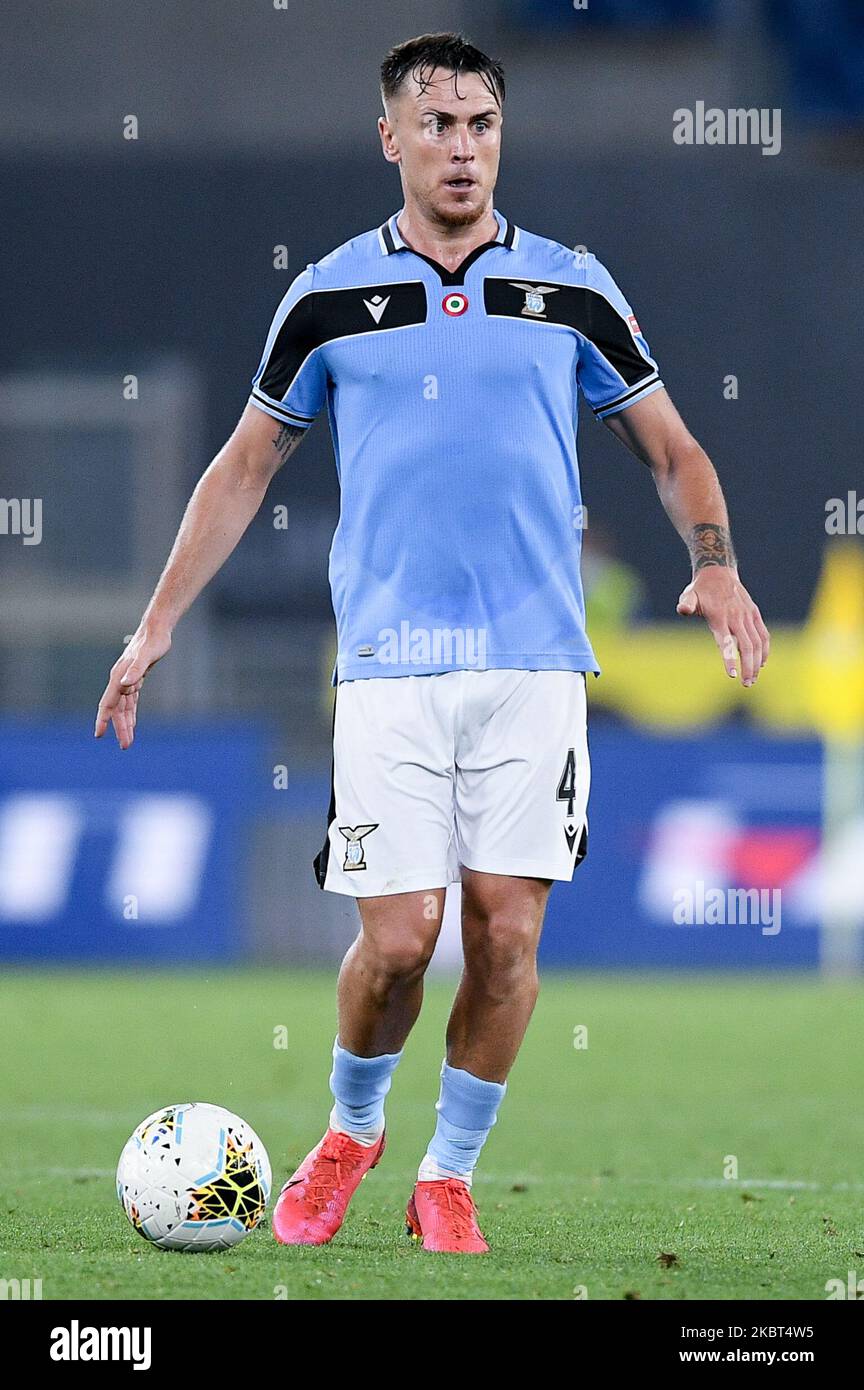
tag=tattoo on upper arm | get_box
[272,423,306,468]
[689,523,736,571]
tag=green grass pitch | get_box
[1,968,862,1301]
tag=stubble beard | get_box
[420,189,490,231]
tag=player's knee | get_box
[463,910,539,982]
[362,928,435,988]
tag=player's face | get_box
[379,68,502,227]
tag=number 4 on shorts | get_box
[556,748,581,855]
[556,748,576,818]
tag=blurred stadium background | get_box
[3,0,864,1307]
[1,2,863,977]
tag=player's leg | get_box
[407,669,590,1252]
[322,674,459,1138]
[405,872,550,1253]
[273,889,445,1248]
[447,868,551,1081]
[274,674,459,1247]
[338,889,446,1056]
[329,886,445,1137]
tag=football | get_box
[116,1102,271,1251]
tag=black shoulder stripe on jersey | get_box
[257,282,428,402]
[483,278,654,388]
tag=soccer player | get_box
[95,32,770,1254]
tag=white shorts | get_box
[313,668,590,898]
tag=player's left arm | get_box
[603,387,770,686]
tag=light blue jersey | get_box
[250,209,663,682]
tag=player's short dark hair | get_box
[380,32,505,109]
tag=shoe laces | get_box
[425,1180,478,1238]
[287,1133,367,1213]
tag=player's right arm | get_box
[94,405,307,749]
[96,263,327,749]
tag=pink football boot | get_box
[273,1128,385,1246]
[405,1178,489,1253]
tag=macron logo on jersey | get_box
[363,293,390,324]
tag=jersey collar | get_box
[378,208,519,257]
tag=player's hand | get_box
[676,569,770,686]
[94,624,172,749]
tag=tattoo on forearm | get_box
[689,523,736,571]
[272,423,306,467]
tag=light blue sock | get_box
[422,1061,507,1182]
[328,1037,402,1144]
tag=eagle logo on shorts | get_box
[338,824,379,871]
[511,282,560,318]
